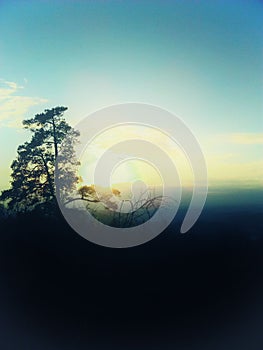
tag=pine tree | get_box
[0,107,79,213]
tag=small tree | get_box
[78,185,96,199]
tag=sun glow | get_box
[77,123,263,191]
[78,124,194,189]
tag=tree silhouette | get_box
[0,106,170,226]
[78,185,98,200]
[0,107,79,213]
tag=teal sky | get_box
[0,0,262,190]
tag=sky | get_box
[0,0,262,191]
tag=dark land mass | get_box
[0,189,263,350]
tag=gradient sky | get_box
[0,0,262,190]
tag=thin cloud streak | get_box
[215,133,263,145]
[0,79,47,127]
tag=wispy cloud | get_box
[216,132,263,145]
[0,79,48,127]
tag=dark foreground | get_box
[0,189,263,350]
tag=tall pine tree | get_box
[0,107,79,213]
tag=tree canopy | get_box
[0,107,79,212]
